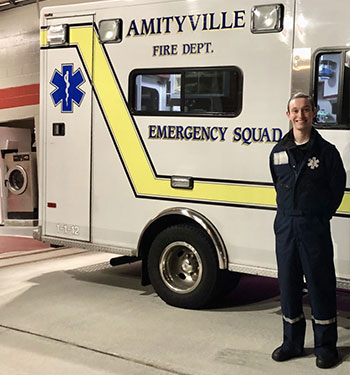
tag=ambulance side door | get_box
[42,15,94,241]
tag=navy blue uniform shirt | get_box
[270,127,346,219]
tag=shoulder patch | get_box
[273,151,289,165]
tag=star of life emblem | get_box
[307,156,320,169]
[50,64,85,113]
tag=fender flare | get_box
[138,207,228,270]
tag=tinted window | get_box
[315,51,350,128]
[130,67,243,117]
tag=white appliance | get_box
[4,152,37,219]
[0,127,31,224]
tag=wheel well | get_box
[138,212,227,285]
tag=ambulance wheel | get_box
[147,224,220,309]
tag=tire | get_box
[147,224,220,309]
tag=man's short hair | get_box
[287,92,315,112]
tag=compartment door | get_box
[43,16,94,241]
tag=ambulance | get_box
[36,0,350,308]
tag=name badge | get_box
[274,151,289,165]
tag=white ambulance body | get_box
[37,0,350,308]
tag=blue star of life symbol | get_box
[50,64,85,113]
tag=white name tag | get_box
[273,151,289,165]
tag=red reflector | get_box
[47,202,56,208]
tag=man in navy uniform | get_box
[269,92,346,369]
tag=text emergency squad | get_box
[148,125,282,145]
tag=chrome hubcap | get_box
[159,241,203,294]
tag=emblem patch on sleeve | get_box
[273,151,289,165]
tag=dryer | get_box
[5,152,38,219]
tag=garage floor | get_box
[0,226,349,375]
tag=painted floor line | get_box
[0,323,192,375]
[0,247,62,260]
[0,250,90,269]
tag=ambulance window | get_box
[184,70,241,114]
[133,74,181,112]
[314,51,350,128]
[141,87,159,112]
[130,67,243,117]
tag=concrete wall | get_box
[0,1,105,222]
[0,0,102,124]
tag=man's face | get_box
[286,98,316,132]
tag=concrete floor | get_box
[0,230,349,374]
[0,224,36,238]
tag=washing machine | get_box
[4,152,38,219]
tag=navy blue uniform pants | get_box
[274,213,338,357]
